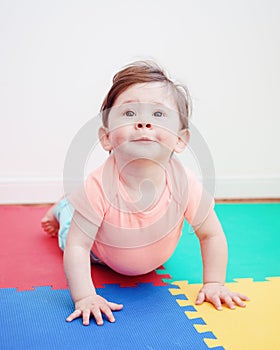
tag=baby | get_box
[41,60,249,326]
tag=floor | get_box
[0,202,279,349]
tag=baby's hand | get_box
[66,295,123,326]
[195,283,249,310]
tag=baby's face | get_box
[103,82,184,162]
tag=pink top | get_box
[69,155,214,276]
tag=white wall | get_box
[1,0,280,203]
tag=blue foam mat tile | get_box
[1,284,214,350]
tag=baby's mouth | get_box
[132,137,156,142]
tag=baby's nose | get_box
[136,122,152,129]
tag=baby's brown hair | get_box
[100,61,191,129]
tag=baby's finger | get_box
[82,309,91,326]
[66,309,82,322]
[232,295,247,308]
[100,304,116,323]
[210,295,223,310]
[195,291,205,305]
[224,296,236,310]
[237,293,250,301]
[91,306,104,326]
[107,302,124,311]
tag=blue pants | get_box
[53,198,104,264]
[53,198,74,251]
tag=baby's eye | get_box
[124,110,136,117]
[153,111,164,118]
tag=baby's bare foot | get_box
[41,204,59,237]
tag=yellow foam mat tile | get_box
[169,278,280,350]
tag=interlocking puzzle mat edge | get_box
[159,203,280,284]
[0,283,224,350]
[169,277,280,350]
[0,205,171,290]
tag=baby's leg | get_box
[42,199,105,265]
[41,198,74,251]
[41,204,59,237]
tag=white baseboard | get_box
[0,178,64,204]
[214,176,280,199]
[0,176,280,204]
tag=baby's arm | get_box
[64,211,123,325]
[194,209,249,310]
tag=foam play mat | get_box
[0,203,279,349]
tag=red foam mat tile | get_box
[0,205,170,290]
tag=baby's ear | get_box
[174,128,190,153]
[98,127,112,151]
